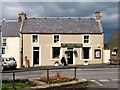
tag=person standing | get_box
[25,56,29,67]
[61,56,66,66]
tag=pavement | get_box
[17,63,120,71]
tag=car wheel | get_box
[14,66,16,69]
[12,66,16,70]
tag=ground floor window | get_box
[52,47,60,59]
[82,47,91,59]
[2,47,5,54]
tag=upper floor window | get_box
[32,35,38,43]
[84,35,89,43]
[2,38,7,46]
[54,35,59,43]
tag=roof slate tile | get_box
[21,17,101,34]
[2,20,20,37]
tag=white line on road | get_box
[90,80,103,87]
[99,79,109,82]
[112,79,120,81]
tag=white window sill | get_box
[32,42,39,44]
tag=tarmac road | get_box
[2,64,120,89]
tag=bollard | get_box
[74,67,77,81]
[12,71,16,89]
[47,69,49,84]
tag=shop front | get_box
[61,43,82,65]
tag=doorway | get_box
[33,47,39,66]
[67,48,73,64]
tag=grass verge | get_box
[2,82,31,90]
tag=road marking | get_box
[112,79,120,81]
[90,80,103,87]
[99,79,109,82]
[79,68,103,71]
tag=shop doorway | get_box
[67,48,73,64]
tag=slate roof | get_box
[21,17,102,34]
[2,20,20,37]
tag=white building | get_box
[2,19,21,68]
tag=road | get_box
[2,67,120,89]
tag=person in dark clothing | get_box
[61,56,66,66]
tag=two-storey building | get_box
[19,12,104,67]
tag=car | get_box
[2,57,17,70]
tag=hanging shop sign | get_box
[61,43,82,48]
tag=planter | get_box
[84,61,88,65]
[54,61,59,66]
[84,63,88,65]
[54,63,59,66]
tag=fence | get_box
[2,66,78,89]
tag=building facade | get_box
[1,20,21,68]
[20,12,104,67]
[106,29,120,61]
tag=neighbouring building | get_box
[106,29,120,61]
[0,23,2,89]
[19,12,104,67]
[1,19,21,68]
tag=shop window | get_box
[82,47,90,59]
[52,47,60,59]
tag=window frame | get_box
[83,35,90,44]
[32,34,39,44]
[53,34,60,44]
[80,47,92,60]
[51,47,61,60]
[94,49,101,59]
[2,47,5,54]
[2,38,7,46]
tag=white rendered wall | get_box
[2,37,21,68]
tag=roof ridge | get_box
[27,17,96,19]
[5,20,18,22]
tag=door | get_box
[67,48,73,64]
[33,47,39,66]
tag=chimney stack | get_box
[18,11,27,23]
[95,12,101,20]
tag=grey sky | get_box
[0,2,119,43]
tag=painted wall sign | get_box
[61,43,82,48]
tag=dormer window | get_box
[54,35,59,43]
[84,35,89,43]
[32,35,38,43]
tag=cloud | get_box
[1,2,118,43]
[1,0,119,2]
